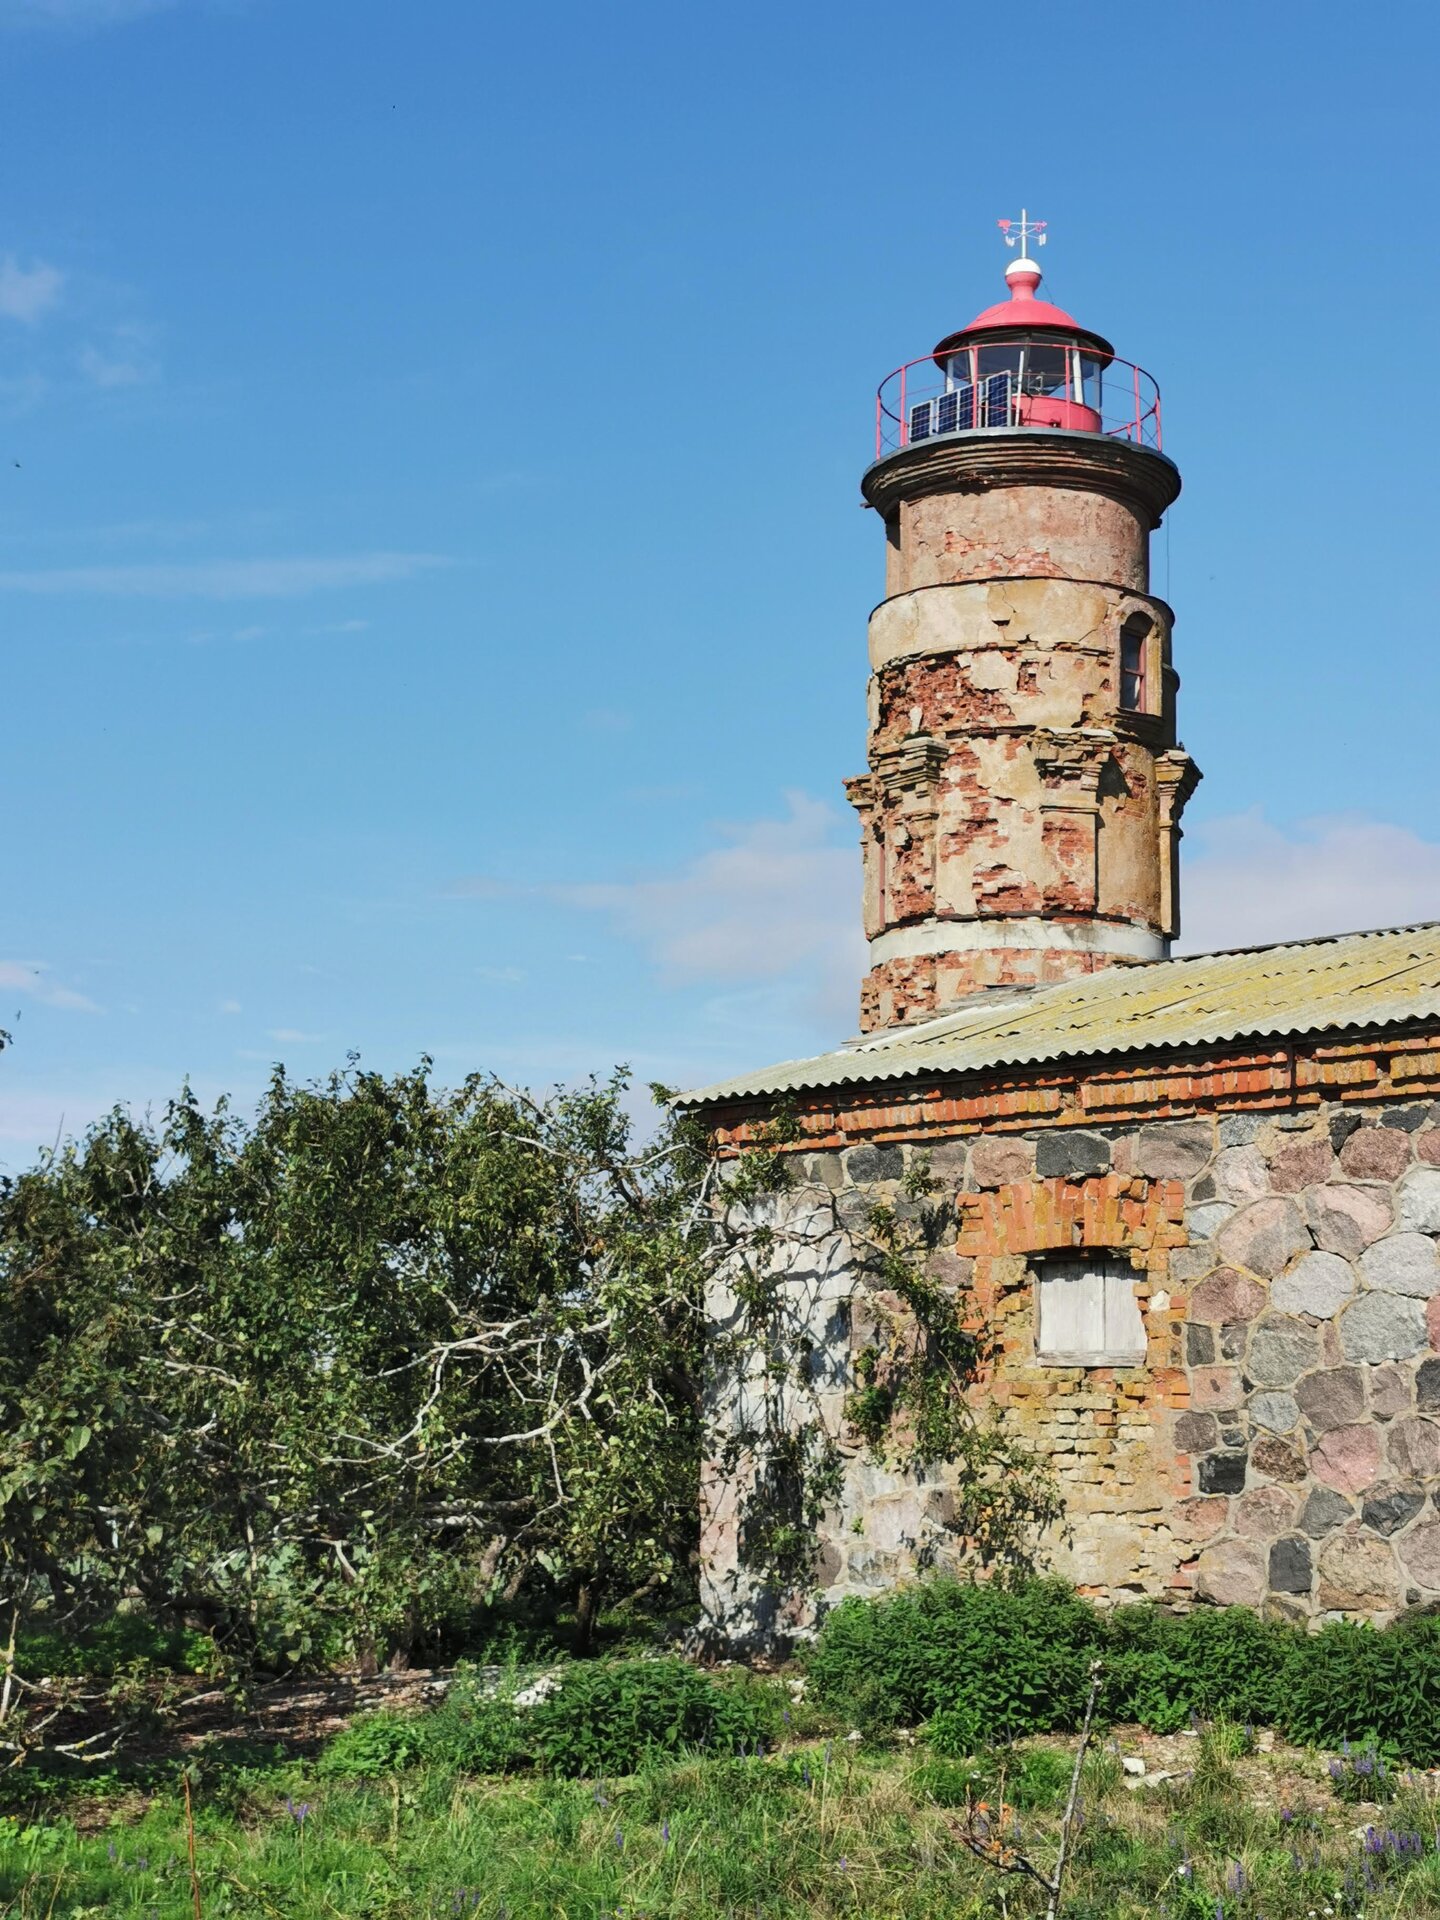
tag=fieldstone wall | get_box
[700,1099,1440,1643]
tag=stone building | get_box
[680,222,1440,1641]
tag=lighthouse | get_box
[847,215,1200,1031]
[682,217,1440,1647]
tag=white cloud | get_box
[78,326,158,388]
[218,998,242,1014]
[0,552,449,598]
[267,1028,324,1044]
[1180,811,1440,953]
[560,790,864,1022]
[0,960,100,1012]
[0,255,63,324]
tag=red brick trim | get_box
[703,1024,1440,1154]
[955,1175,1187,1259]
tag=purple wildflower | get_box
[662,1819,670,1845]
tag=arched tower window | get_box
[1119,612,1152,713]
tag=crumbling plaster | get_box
[851,470,1196,1032]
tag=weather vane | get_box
[997,210,1047,256]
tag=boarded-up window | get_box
[1036,1255,1146,1365]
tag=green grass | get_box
[4,1736,1440,1919]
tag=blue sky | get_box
[2,0,1438,1158]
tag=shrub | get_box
[318,1709,432,1778]
[1103,1601,1289,1730]
[806,1579,1102,1737]
[1280,1616,1440,1766]
[527,1658,775,1777]
[921,1705,986,1759]
[807,1578,1440,1767]
[422,1683,526,1775]
[318,1678,524,1780]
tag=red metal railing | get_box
[874,342,1162,461]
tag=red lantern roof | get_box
[933,256,1114,363]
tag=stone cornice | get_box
[861,429,1182,529]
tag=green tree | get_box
[0,1065,706,1679]
[0,1058,1060,1761]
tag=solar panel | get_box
[909,401,933,442]
[982,372,1011,427]
[955,384,975,430]
[936,390,959,434]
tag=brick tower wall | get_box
[851,439,1197,1031]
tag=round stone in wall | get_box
[1358,1232,1440,1299]
[1369,1362,1414,1420]
[1339,1127,1413,1183]
[1317,1527,1401,1610]
[1309,1422,1383,1495]
[1307,1184,1394,1259]
[1251,1434,1307,1481]
[1272,1249,1355,1318]
[1248,1390,1299,1433]
[1195,1538,1266,1607]
[1211,1144,1269,1204]
[1398,1517,1440,1590]
[1189,1266,1267,1325]
[1268,1535,1313,1595]
[1247,1316,1322,1387]
[1339,1290,1429,1364]
[1295,1365,1366,1432]
[1396,1167,1440,1233]
[1216,1198,1310,1278]
[1300,1485,1353,1537]
[1386,1415,1440,1479]
[1360,1485,1426,1536]
[1234,1485,1296,1538]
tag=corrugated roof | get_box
[677,922,1440,1108]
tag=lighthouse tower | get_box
[848,216,1199,1031]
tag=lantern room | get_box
[873,214,1162,459]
